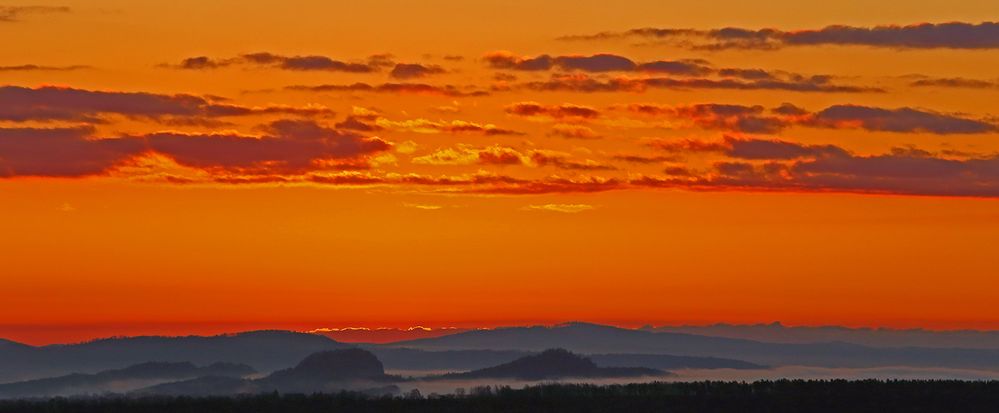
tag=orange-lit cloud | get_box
[286,82,489,97]
[170,52,389,72]
[524,203,596,213]
[618,102,996,134]
[562,21,999,50]
[513,73,879,94]
[505,101,601,121]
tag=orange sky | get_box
[2,1,999,345]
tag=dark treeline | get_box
[3,379,999,413]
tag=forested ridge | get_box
[4,379,999,413]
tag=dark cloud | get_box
[636,137,999,197]
[562,22,999,50]
[176,56,224,70]
[483,52,554,71]
[791,149,999,197]
[516,73,879,94]
[621,102,786,133]
[484,51,712,76]
[771,103,809,116]
[0,119,390,177]
[170,52,382,72]
[909,77,999,89]
[0,6,69,22]
[610,154,678,164]
[647,138,730,153]
[623,103,762,132]
[717,68,775,80]
[558,28,699,41]
[724,138,848,160]
[676,104,785,134]
[292,146,999,197]
[145,123,389,172]
[286,82,488,97]
[621,102,995,134]
[389,63,447,79]
[0,85,212,122]
[784,22,999,49]
[530,151,617,171]
[640,76,877,93]
[554,54,637,72]
[241,52,377,72]
[504,102,601,119]
[637,60,713,76]
[0,64,89,72]
[286,58,373,72]
[493,73,518,82]
[484,52,860,92]
[812,105,997,134]
[649,136,847,160]
[0,127,144,177]
[0,85,334,123]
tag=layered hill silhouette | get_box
[647,322,999,349]
[435,349,664,380]
[0,361,254,398]
[0,331,347,382]
[0,331,764,383]
[138,349,400,396]
[142,348,667,396]
[391,322,999,370]
[365,347,763,371]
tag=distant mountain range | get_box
[645,322,999,349]
[5,321,999,389]
[0,361,254,399]
[391,322,999,370]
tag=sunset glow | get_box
[3,0,999,346]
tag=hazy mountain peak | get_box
[514,348,598,369]
[290,349,386,380]
[438,348,663,380]
[262,348,391,385]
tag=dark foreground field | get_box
[3,380,999,413]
